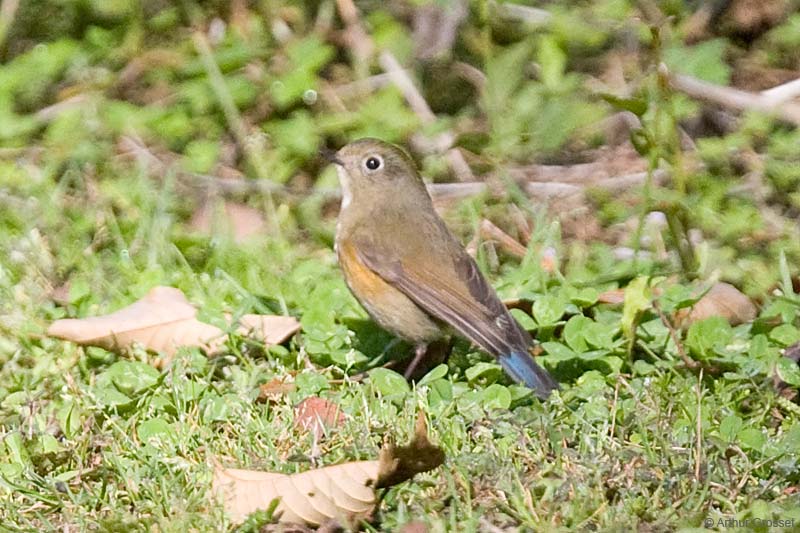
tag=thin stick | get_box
[378,50,436,122]
[0,0,19,50]
[670,73,800,126]
[653,300,696,370]
[760,77,800,105]
[479,219,528,258]
[694,369,704,482]
[379,50,475,182]
[191,31,279,230]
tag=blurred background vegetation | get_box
[2,0,800,529]
[1,0,799,297]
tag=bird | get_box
[327,138,558,399]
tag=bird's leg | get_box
[403,343,428,379]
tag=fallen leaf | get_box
[48,287,300,363]
[213,412,444,526]
[597,288,626,305]
[294,397,345,437]
[47,286,225,356]
[258,378,297,403]
[399,521,429,533]
[189,199,266,242]
[236,314,300,345]
[674,282,757,327]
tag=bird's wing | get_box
[350,231,531,358]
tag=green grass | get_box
[3,0,800,530]
[2,163,800,531]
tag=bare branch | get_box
[670,73,800,126]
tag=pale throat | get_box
[336,166,353,210]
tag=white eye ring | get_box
[363,155,384,172]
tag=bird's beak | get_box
[320,147,344,166]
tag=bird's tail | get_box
[498,351,558,399]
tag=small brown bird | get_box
[329,138,557,399]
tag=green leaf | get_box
[622,277,652,339]
[56,400,82,440]
[31,435,64,456]
[485,41,531,116]
[583,321,618,350]
[769,324,800,347]
[567,286,599,307]
[107,361,160,395]
[540,341,576,360]
[137,418,175,447]
[466,362,504,383]
[664,39,731,84]
[601,94,648,116]
[532,293,567,326]
[563,315,591,352]
[427,379,453,412]
[368,368,410,396]
[3,432,31,467]
[294,372,330,395]
[719,414,743,442]
[417,364,449,386]
[481,384,512,410]
[776,358,800,387]
[537,35,566,90]
[200,394,243,423]
[686,317,733,360]
[738,428,766,452]
[510,308,536,330]
[183,139,220,173]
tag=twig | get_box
[191,30,279,231]
[378,50,436,122]
[379,50,475,182]
[652,300,696,369]
[479,219,528,258]
[509,205,532,245]
[491,0,551,25]
[670,73,800,126]
[0,0,19,50]
[118,135,285,196]
[760,77,800,105]
[34,95,90,122]
[334,0,373,75]
[694,369,704,482]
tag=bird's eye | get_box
[364,155,383,172]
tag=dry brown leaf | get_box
[213,412,444,526]
[597,289,626,305]
[294,397,345,437]
[674,282,757,327]
[258,378,297,403]
[47,286,225,356]
[399,521,429,533]
[236,314,300,344]
[48,287,300,361]
[189,200,266,242]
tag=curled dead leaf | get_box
[47,286,224,356]
[674,282,757,328]
[213,412,444,526]
[236,314,300,345]
[213,461,380,526]
[47,287,300,364]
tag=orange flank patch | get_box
[337,239,394,302]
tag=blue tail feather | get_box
[498,351,558,399]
